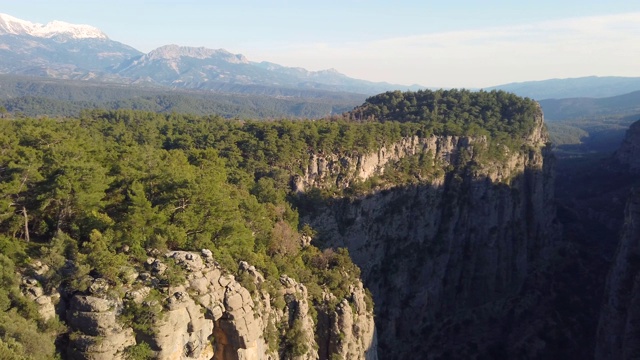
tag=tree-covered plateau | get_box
[0,88,539,359]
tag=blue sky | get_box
[3,0,640,88]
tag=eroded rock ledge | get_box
[28,250,376,360]
[301,111,558,358]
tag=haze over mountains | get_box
[0,13,422,97]
[486,76,640,100]
[4,12,640,102]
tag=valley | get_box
[2,10,640,360]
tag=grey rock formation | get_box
[327,283,377,360]
[595,191,640,360]
[302,110,557,358]
[66,294,136,360]
[21,274,58,321]
[59,251,376,360]
[279,275,319,360]
[293,135,472,192]
[595,119,640,359]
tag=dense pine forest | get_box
[0,89,541,359]
[0,75,365,119]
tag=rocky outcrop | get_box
[326,283,377,360]
[58,250,376,360]
[294,107,549,193]
[278,275,319,360]
[595,191,640,360]
[302,110,558,358]
[293,135,477,192]
[615,119,640,173]
[66,289,136,360]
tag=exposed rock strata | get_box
[302,111,558,358]
[596,120,640,359]
[66,292,136,360]
[57,250,376,360]
[595,190,640,359]
[294,136,476,192]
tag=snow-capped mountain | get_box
[0,13,141,78]
[0,13,419,95]
[0,13,107,40]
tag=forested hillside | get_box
[0,89,543,359]
[350,89,539,138]
[0,75,365,119]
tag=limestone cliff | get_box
[595,190,640,360]
[292,135,468,192]
[26,250,376,360]
[300,109,558,358]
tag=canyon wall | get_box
[595,190,640,360]
[300,110,559,358]
[596,119,640,359]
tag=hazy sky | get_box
[3,1,640,88]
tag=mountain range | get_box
[486,76,640,100]
[3,12,640,115]
[0,13,422,96]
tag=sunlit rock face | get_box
[59,250,377,360]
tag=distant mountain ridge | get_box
[0,13,420,96]
[3,13,640,104]
[538,90,640,121]
[114,44,420,94]
[488,76,640,100]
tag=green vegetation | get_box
[0,254,61,360]
[124,341,154,360]
[536,91,640,153]
[350,89,540,139]
[0,88,539,357]
[547,123,589,146]
[0,75,363,119]
[283,318,309,357]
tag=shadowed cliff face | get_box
[596,190,640,360]
[299,113,560,358]
[595,120,640,359]
[615,120,640,173]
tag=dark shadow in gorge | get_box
[295,162,612,359]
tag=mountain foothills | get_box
[487,76,640,100]
[0,74,365,119]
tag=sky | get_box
[3,0,640,88]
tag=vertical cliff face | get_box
[615,120,640,173]
[595,190,640,360]
[292,135,471,192]
[596,120,640,359]
[301,111,558,358]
